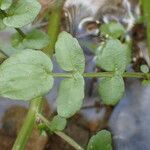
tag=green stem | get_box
[52,72,149,79]
[142,0,150,58]
[37,114,84,150]
[43,0,64,56]
[0,9,26,38]
[15,28,26,38]
[12,97,43,150]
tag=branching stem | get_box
[52,72,149,80]
[37,113,84,150]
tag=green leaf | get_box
[3,0,41,28]
[99,75,125,105]
[0,42,21,56]
[0,49,54,100]
[0,0,12,10]
[11,32,24,49]
[11,29,49,49]
[96,39,131,74]
[49,115,67,131]
[142,80,150,86]
[55,31,85,73]
[87,130,112,150]
[100,22,125,38]
[57,73,84,118]
[122,43,131,67]
[140,65,149,73]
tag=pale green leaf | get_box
[3,0,41,28]
[0,42,22,56]
[100,22,125,38]
[0,0,12,10]
[55,31,85,73]
[99,75,125,105]
[96,39,131,74]
[140,65,149,73]
[87,130,112,150]
[0,49,53,101]
[11,32,24,49]
[122,43,131,67]
[50,115,67,131]
[11,29,49,49]
[57,73,85,118]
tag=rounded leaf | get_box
[55,31,85,73]
[87,130,112,150]
[140,65,149,73]
[99,75,125,105]
[3,0,41,28]
[0,49,54,100]
[11,29,49,49]
[96,39,131,74]
[49,115,67,132]
[57,73,85,118]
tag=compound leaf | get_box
[87,130,112,150]
[99,75,125,105]
[57,73,84,118]
[3,0,41,28]
[0,49,53,101]
[55,31,85,73]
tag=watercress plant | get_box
[0,0,149,150]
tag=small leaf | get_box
[142,80,150,86]
[0,0,12,10]
[99,75,125,105]
[11,29,49,49]
[55,31,85,73]
[3,0,41,28]
[140,65,149,73]
[0,49,54,100]
[100,22,125,38]
[87,130,112,150]
[50,115,67,131]
[57,73,84,118]
[96,39,131,74]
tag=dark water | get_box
[110,79,150,150]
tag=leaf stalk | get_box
[52,72,150,80]
[37,113,84,150]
